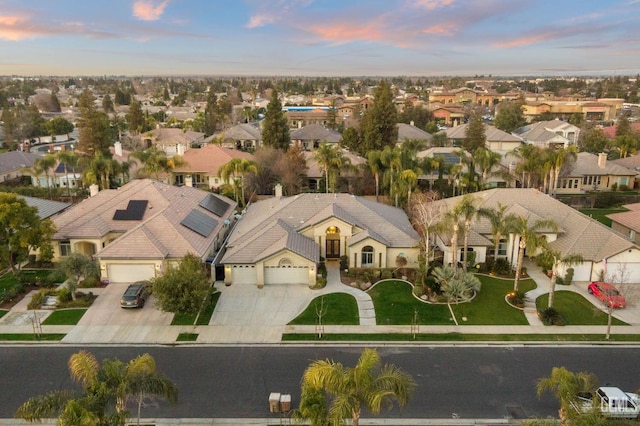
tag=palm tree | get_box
[33,153,57,199]
[542,250,584,308]
[473,147,502,189]
[132,147,185,182]
[509,216,559,293]
[508,144,542,189]
[477,203,517,261]
[536,367,598,424]
[301,348,416,426]
[367,150,385,202]
[381,145,402,204]
[55,151,78,199]
[314,143,339,193]
[439,208,461,269]
[398,168,419,208]
[218,158,258,207]
[293,382,329,426]
[452,194,478,272]
[549,146,577,196]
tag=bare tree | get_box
[410,192,446,273]
[603,264,638,340]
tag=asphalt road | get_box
[1,345,638,421]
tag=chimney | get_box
[274,183,283,197]
[177,143,185,156]
[598,152,607,169]
[89,184,99,197]
[114,141,123,157]
[410,120,415,127]
[185,175,193,187]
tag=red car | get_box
[588,281,626,308]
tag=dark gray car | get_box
[120,281,151,308]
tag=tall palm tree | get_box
[509,216,559,292]
[55,151,78,199]
[398,168,419,207]
[381,145,402,205]
[301,348,415,426]
[218,158,258,207]
[508,144,542,189]
[132,147,185,182]
[542,250,584,308]
[439,207,461,269]
[367,150,385,202]
[314,143,339,193]
[550,146,577,196]
[473,147,502,189]
[477,203,517,261]
[452,194,478,272]
[33,153,57,199]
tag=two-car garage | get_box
[106,263,156,283]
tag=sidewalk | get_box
[1,260,639,344]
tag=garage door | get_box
[107,264,155,283]
[264,266,308,284]
[231,265,257,285]
[607,262,640,284]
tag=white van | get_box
[573,387,640,419]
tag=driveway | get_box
[76,282,172,326]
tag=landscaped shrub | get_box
[564,268,574,286]
[315,277,327,289]
[492,258,512,276]
[339,255,348,270]
[424,275,439,294]
[555,276,564,285]
[507,291,526,308]
[317,261,327,278]
[539,307,566,326]
[381,269,392,280]
[56,287,72,303]
[80,275,101,288]
[413,285,425,298]
[593,192,624,208]
[28,289,48,310]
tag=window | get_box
[498,239,507,256]
[60,241,71,257]
[361,246,374,266]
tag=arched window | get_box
[361,246,374,266]
[278,258,293,268]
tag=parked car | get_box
[587,281,626,308]
[120,281,152,308]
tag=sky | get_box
[1,0,640,77]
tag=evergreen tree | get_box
[125,98,145,135]
[494,100,526,133]
[77,90,113,155]
[203,90,218,136]
[360,80,398,154]
[262,89,290,150]
[1,106,17,149]
[616,113,631,138]
[49,93,61,112]
[102,94,114,113]
[463,109,486,151]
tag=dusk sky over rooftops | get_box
[1,0,639,77]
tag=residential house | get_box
[602,123,640,139]
[555,152,637,194]
[607,203,640,245]
[21,195,70,219]
[432,188,640,283]
[222,191,420,288]
[397,123,433,146]
[442,123,522,153]
[290,124,341,151]
[51,179,237,283]
[171,144,255,190]
[303,149,366,191]
[513,119,580,148]
[430,106,465,127]
[213,123,262,151]
[285,107,330,129]
[0,151,41,184]
[610,153,640,188]
[140,128,205,156]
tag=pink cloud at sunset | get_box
[421,22,458,36]
[133,0,169,21]
[0,15,37,41]
[409,0,455,10]
[308,21,386,44]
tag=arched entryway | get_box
[325,226,341,259]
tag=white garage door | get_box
[231,265,257,285]
[108,264,155,283]
[264,266,308,284]
[607,262,640,284]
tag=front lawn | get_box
[579,208,627,227]
[0,269,64,308]
[172,291,221,326]
[368,277,536,325]
[536,291,628,326]
[288,293,359,325]
[41,309,87,325]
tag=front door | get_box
[326,239,340,259]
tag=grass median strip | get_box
[0,333,65,341]
[176,333,198,342]
[41,309,87,325]
[288,293,359,325]
[282,333,640,342]
[172,291,220,326]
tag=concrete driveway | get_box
[76,282,172,326]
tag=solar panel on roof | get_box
[181,209,218,237]
[113,200,148,220]
[199,194,230,217]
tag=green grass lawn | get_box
[368,277,536,326]
[288,293,359,325]
[171,291,221,326]
[176,333,198,342]
[536,291,627,326]
[579,208,627,227]
[282,333,640,342]
[41,309,87,325]
[0,310,7,319]
[0,334,65,341]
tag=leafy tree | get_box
[494,101,526,133]
[262,89,290,150]
[579,124,609,154]
[77,90,113,155]
[536,367,598,424]
[15,350,177,426]
[508,216,558,292]
[1,106,18,149]
[398,101,433,129]
[46,117,74,139]
[57,253,99,301]
[463,109,486,152]
[614,134,638,158]
[102,93,114,113]
[360,80,398,153]
[245,146,279,195]
[615,113,631,138]
[125,98,145,136]
[218,158,258,207]
[340,126,360,152]
[301,348,415,426]
[151,253,210,315]
[274,145,307,195]
[0,193,55,273]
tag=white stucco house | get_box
[222,191,420,288]
[51,179,237,283]
[432,188,640,283]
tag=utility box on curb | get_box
[269,392,281,413]
[280,394,291,412]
